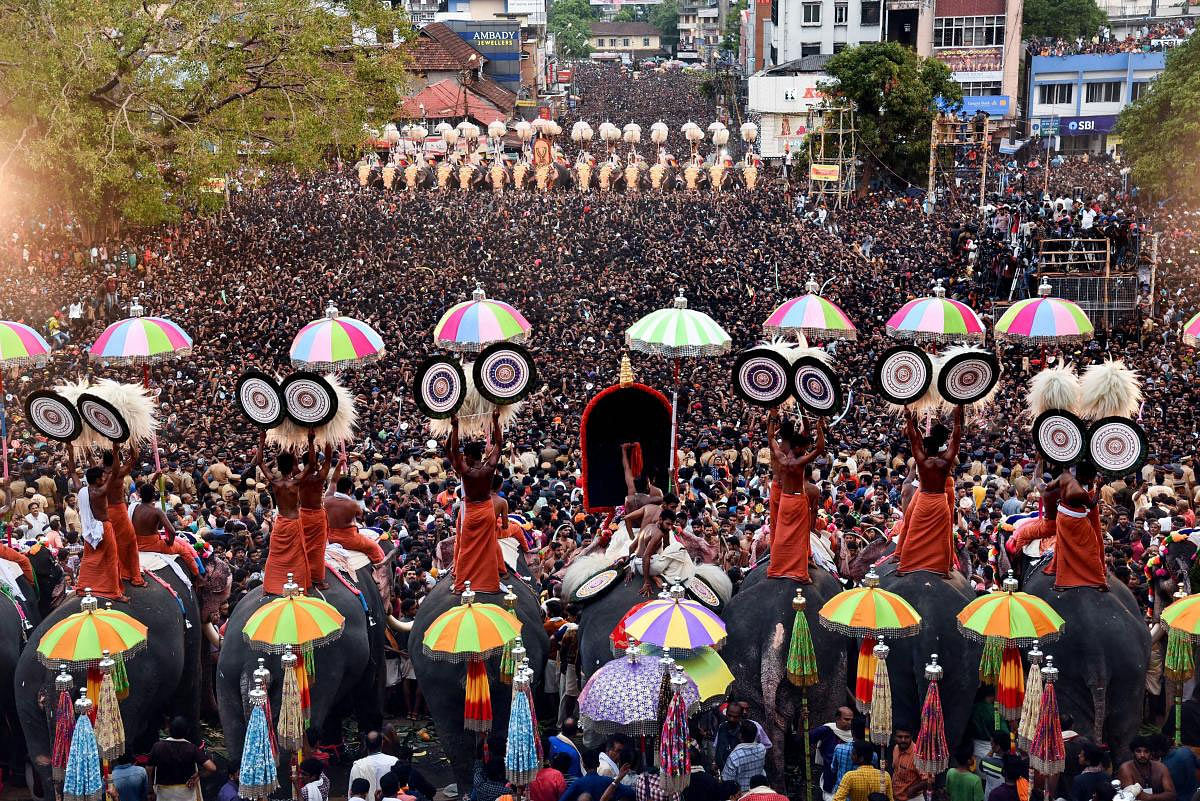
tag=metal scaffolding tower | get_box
[806,103,857,208]
[927,112,990,215]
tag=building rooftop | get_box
[591,21,663,36]
[757,55,834,75]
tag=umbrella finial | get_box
[283,574,300,597]
[502,583,518,610]
[80,589,98,613]
[129,297,144,318]
[873,638,890,660]
[461,580,476,606]
[669,584,686,600]
[56,664,73,692]
[1038,281,1053,298]
[1028,640,1044,665]
[619,354,634,386]
[1003,570,1019,593]
[253,657,271,690]
[805,275,820,294]
[1042,654,1058,683]
[925,653,943,681]
[1174,587,1189,601]
[74,687,93,717]
[863,569,880,589]
[249,675,268,706]
[99,650,114,673]
[932,280,946,298]
[673,293,688,310]
[510,637,526,665]
[792,588,807,611]
[325,301,340,319]
[472,286,486,302]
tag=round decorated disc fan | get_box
[279,372,339,428]
[26,390,83,443]
[731,348,792,408]
[791,357,842,417]
[873,345,933,406]
[1032,409,1087,467]
[938,350,1001,405]
[1087,416,1148,477]
[472,342,537,406]
[235,370,285,429]
[76,393,130,443]
[414,356,467,419]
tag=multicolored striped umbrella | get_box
[956,575,1064,646]
[433,287,531,353]
[764,277,857,341]
[1184,311,1200,349]
[37,593,148,668]
[886,282,985,344]
[818,570,922,639]
[676,646,734,703]
[626,294,732,358]
[89,301,192,365]
[422,587,522,661]
[290,303,385,370]
[621,589,727,652]
[243,592,345,652]
[0,320,52,367]
[1161,591,1200,642]
[578,651,701,736]
[995,283,1094,344]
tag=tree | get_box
[1116,35,1200,205]
[613,7,637,22]
[820,42,962,185]
[1023,0,1107,40]
[648,0,681,53]
[0,0,410,235]
[721,0,747,55]
[549,0,597,58]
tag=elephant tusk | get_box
[387,615,412,633]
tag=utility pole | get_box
[978,115,989,217]
[1042,116,1057,198]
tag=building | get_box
[1026,51,1166,153]
[678,1,723,61]
[746,56,831,157]
[402,23,518,124]
[766,0,883,65]
[589,22,665,60]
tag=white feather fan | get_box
[908,353,945,418]
[684,124,704,143]
[623,123,641,144]
[579,123,594,142]
[435,122,453,136]
[707,121,725,133]
[650,122,669,144]
[571,121,588,142]
[443,128,460,147]
[1026,364,1080,419]
[267,374,357,451]
[1077,359,1141,420]
[427,360,523,440]
[713,128,729,146]
[515,120,533,142]
[740,122,758,143]
[410,125,428,141]
[92,379,158,447]
[488,120,507,139]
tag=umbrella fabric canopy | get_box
[995,284,1093,344]
[1161,592,1200,641]
[37,594,148,668]
[578,652,700,736]
[290,303,385,370]
[0,320,52,367]
[763,278,857,341]
[1185,311,1200,349]
[90,312,193,365]
[243,593,346,652]
[886,283,985,344]
[422,594,522,661]
[626,294,732,358]
[676,646,734,703]
[819,570,922,639]
[434,287,530,353]
[622,592,727,652]
[956,580,1064,646]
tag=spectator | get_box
[529,753,571,801]
[722,721,768,791]
[146,717,218,801]
[348,730,397,801]
[945,743,983,801]
[110,752,149,801]
[833,741,894,801]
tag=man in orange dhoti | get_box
[104,448,144,587]
[766,411,824,584]
[66,448,125,601]
[449,411,505,594]
[1048,462,1107,590]
[896,405,963,577]
[131,482,199,578]
[254,431,311,595]
[298,430,333,590]
[325,462,385,564]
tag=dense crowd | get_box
[3,62,1200,801]
[1027,18,1195,57]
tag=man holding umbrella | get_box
[448,409,506,593]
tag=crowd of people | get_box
[1027,17,1195,57]
[3,62,1200,800]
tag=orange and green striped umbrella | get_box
[37,606,148,668]
[956,575,1064,646]
[818,571,921,639]
[243,595,345,653]
[422,601,521,662]
[1162,592,1200,642]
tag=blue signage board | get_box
[936,95,1011,115]
[1059,115,1118,134]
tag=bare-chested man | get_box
[325,457,385,564]
[766,414,824,583]
[621,441,663,514]
[448,410,506,593]
[895,405,963,576]
[131,481,199,578]
[254,430,309,594]
[633,507,681,597]
[104,444,144,588]
[298,430,333,590]
[66,446,126,601]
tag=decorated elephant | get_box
[1022,564,1148,756]
[457,163,486,192]
[622,163,648,193]
[536,161,572,191]
[404,163,435,191]
[682,162,709,191]
[215,556,393,772]
[724,565,846,779]
[512,162,532,191]
[596,161,625,193]
[573,162,594,192]
[649,163,684,192]
[487,162,512,194]
[17,562,207,795]
[409,576,549,793]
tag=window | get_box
[643,36,650,46]
[801,41,822,55]
[1085,81,1121,103]
[833,41,848,52]
[834,2,848,23]
[623,37,630,46]
[1038,83,1073,105]
[1130,81,1149,101]
[860,1,880,24]
[932,16,1005,48]
[610,38,617,46]
[958,80,1002,95]
[802,2,821,24]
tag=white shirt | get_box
[348,752,396,801]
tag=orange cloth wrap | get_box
[1051,505,1106,589]
[454,498,503,593]
[77,521,123,599]
[264,515,310,595]
[767,492,811,582]
[897,484,955,577]
[300,507,328,585]
[0,544,34,584]
[137,532,200,578]
[769,480,782,548]
[108,504,145,586]
[328,525,385,564]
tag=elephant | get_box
[536,162,572,191]
[404,163,435,191]
[875,564,982,747]
[623,164,648,193]
[724,564,847,780]
[682,163,709,191]
[1022,564,1149,758]
[596,162,625,192]
[573,162,594,192]
[215,557,392,770]
[409,575,549,793]
[0,558,57,787]
[17,562,205,796]
[486,163,512,194]
[512,162,532,190]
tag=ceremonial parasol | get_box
[243,586,346,653]
[995,283,1094,345]
[434,287,531,353]
[626,293,731,473]
[290,302,385,370]
[659,670,692,796]
[239,678,279,800]
[957,572,1064,725]
[505,660,540,788]
[62,692,103,801]
[621,585,727,655]
[0,320,52,480]
[1184,311,1200,348]
[37,592,148,668]
[1029,656,1065,776]
[578,650,701,735]
[1159,589,1200,743]
[676,646,735,704]
[764,277,858,341]
[914,655,950,775]
[886,281,985,343]
[786,591,820,801]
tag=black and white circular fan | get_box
[414,357,467,419]
[77,393,130,443]
[26,391,82,443]
[731,348,792,408]
[1032,409,1087,467]
[873,345,933,406]
[791,357,842,417]
[235,370,285,429]
[473,343,537,406]
[280,372,339,427]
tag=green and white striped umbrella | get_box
[625,295,731,359]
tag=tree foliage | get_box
[721,0,747,54]
[1116,35,1200,205]
[550,0,597,58]
[1023,0,1107,40]
[648,0,680,53]
[0,0,410,233]
[820,42,962,185]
